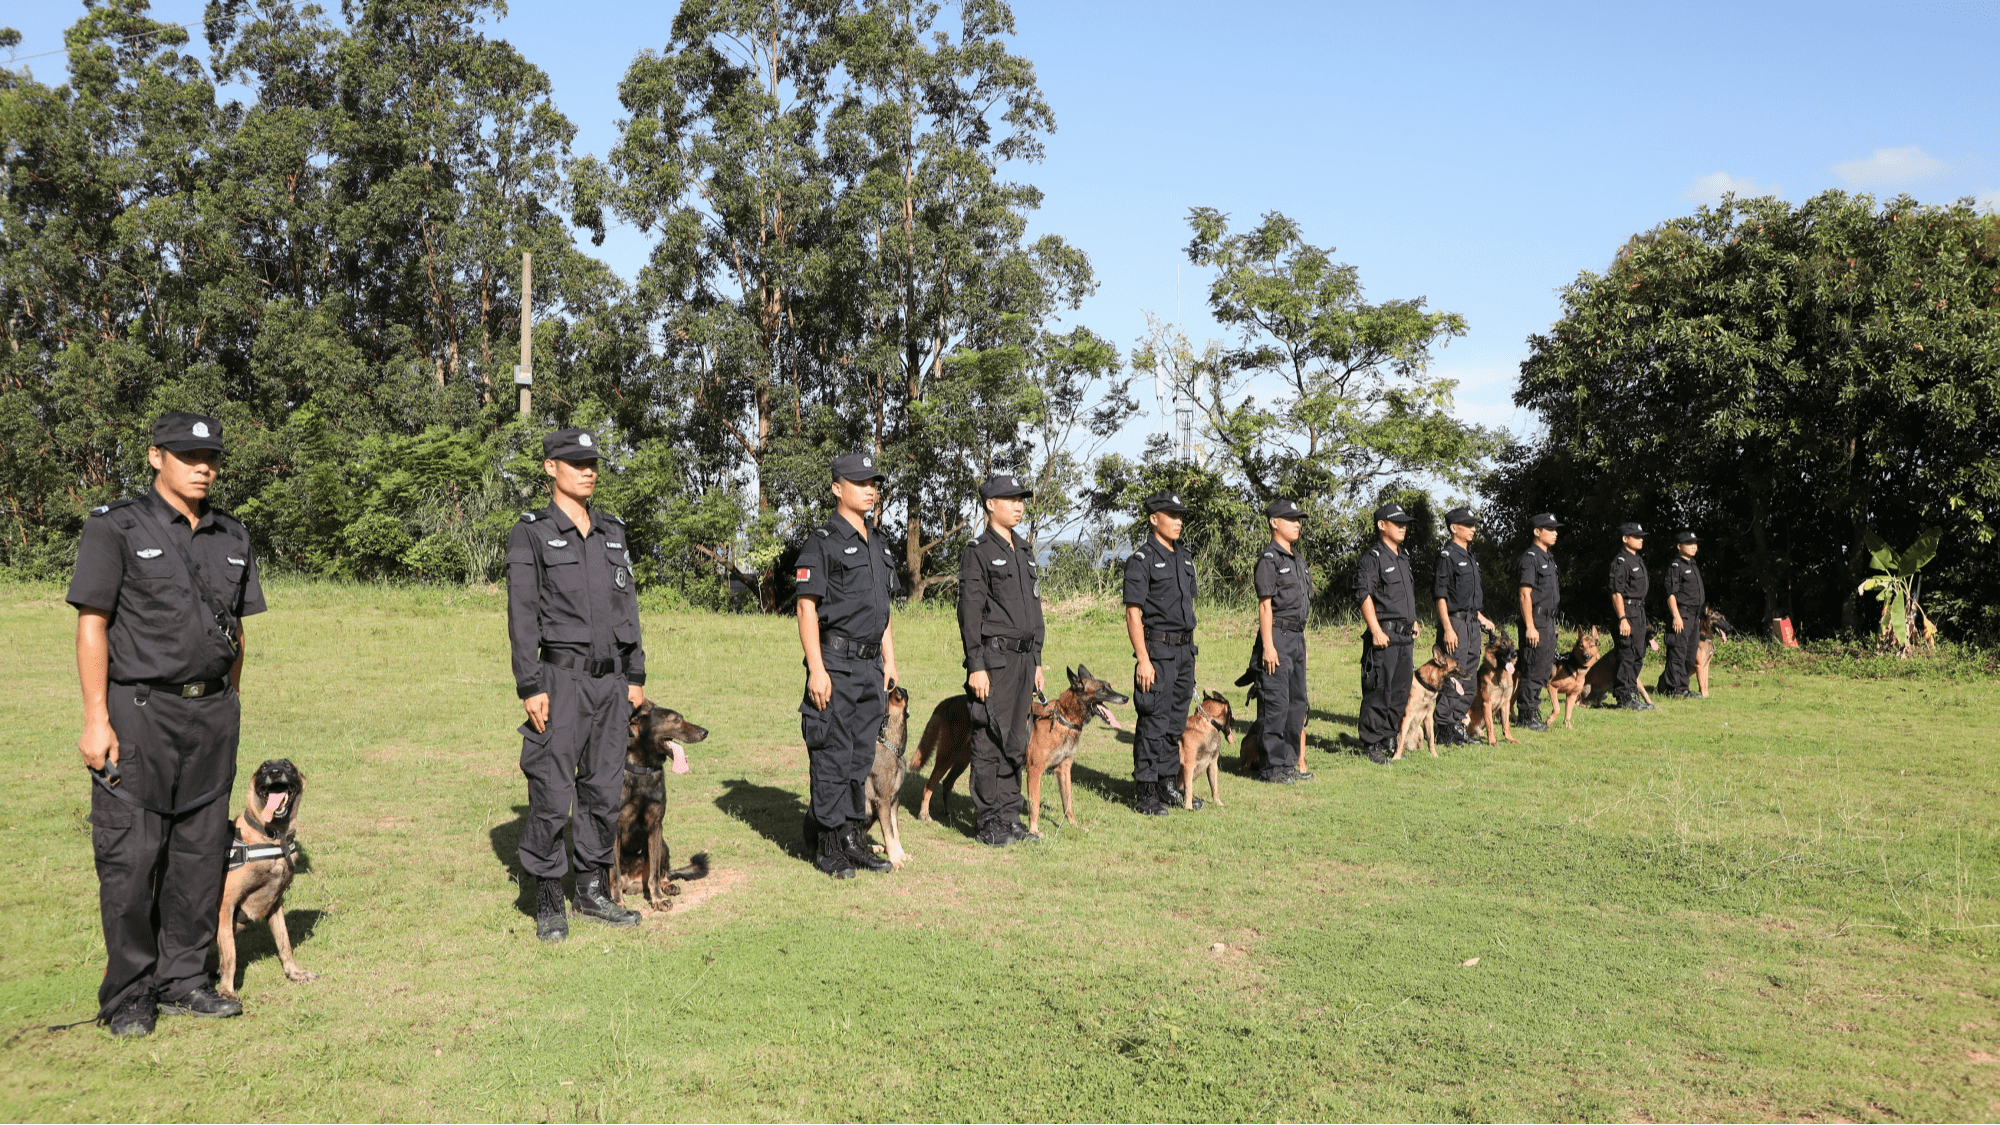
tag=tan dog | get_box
[865,681,912,868]
[1695,607,1737,697]
[1583,625,1656,707]
[1544,627,1603,729]
[1466,633,1519,745]
[1177,690,1235,809]
[214,759,315,1001]
[1395,646,1462,759]
[614,701,710,908]
[914,665,1128,835]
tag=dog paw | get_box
[285,969,318,984]
[665,883,683,896]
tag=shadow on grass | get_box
[1309,708,1360,727]
[211,908,326,991]
[901,765,978,838]
[714,777,810,861]
[488,805,538,917]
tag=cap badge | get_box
[863,456,873,467]
[548,538,568,547]
[191,422,210,438]
[578,433,593,447]
[135,548,163,559]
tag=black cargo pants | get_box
[968,655,1034,830]
[1434,611,1481,733]
[800,649,885,831]
[1657,607,1699,694]
[1132,641,1195,783]
[1515,613,1558,723]
[1614,613,1647,704]
[518,661,628,880]
[1357,632,1414,751]
[1252,630,1308,772]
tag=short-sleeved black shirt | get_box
[795,514,898,642]
[1664,556,1705,609]
[957,525,1045,670]
[1354,541,1416,629]
[66,489,266,684]
[1122,533,1196,633]
[1252,539,1311,632]
[505,504,646,699]
[1433,539,1483,614]
[1517,543,1560,618]
[1608,548,1649,617]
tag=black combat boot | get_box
[1519,711,1549,732]
[1005,821,1040,843]
[1161,779,1203,810]
[1133,780,1169,817]
[534,877,569,942]
[158,983,242,1019]
[573,868,641,927]
[841,822,893,872]
[105,991,156,1037]
[976,817,1013,848]
[1365,745,1392,764]
[816,825,856,879]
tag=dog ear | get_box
[1069,665,1082,686]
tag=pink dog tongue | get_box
[1098,705,1122,730]
[263,792,284,818]
[668,740,689,774]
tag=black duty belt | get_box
[1144,628,1193,646]
[127,676,230,701]
[541,650,631,677]
[823,633,882,660]
[1450,608,1481,617]
[984,636,1034,654]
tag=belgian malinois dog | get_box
[215,759,315,1001]
[1177,690,1235,809]
[1544,627,1603,729]
[1466,632,1519,746]
[614,701,710,909]
[1583,623,1656,708]
[1694,606,1737,698]
[864,680,912,868]
[1395,645,1463,759]
[914,665,1128,836]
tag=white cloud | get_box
[1682,172,1779,204]
[1833,146,1948,186]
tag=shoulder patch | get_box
[90,497,138,517]
[596,512,624,525]
[519,511,539,522]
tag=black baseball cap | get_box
[980,473,1032,499]
[1618,522,1647,537]
[1675,530,1700,544]
[1530,512,1563,529]
[1444,506,1479,527]
[1145,491,1188,514]
[1373,502,1415,524]
[543,428,602,461]
[831,452,886,482]
[152,412,225,453]
[1264,498,1305,520]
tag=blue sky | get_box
[10,0,1999,454]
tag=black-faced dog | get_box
[1695,606,1738,698]
[865,680,912,868]
[914,664,1129,835]
[616,701,710,910]
[215,758,315,1001]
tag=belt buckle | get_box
[182,682,206,698]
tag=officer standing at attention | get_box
[795,453,900,878]
[958,473,1047,846]
[1354,502,1420,764]
[1433,507,1497,745]
[1246,498,1313,783]
[1656,531,1706,699]
[1514,513,1563,732]
[68,412,264,1036]
[1123,491,1199,816]
[1607,522,1655,711]
[507,428,647,942]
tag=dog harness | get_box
[1031,692,1085,731]
[226,836,299,871]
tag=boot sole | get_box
[577,912,641,927]
[158,1004,241,1019]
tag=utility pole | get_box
[515,251,532,418]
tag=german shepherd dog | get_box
[1695,606,1738,698]
[614,701,710,909]
[1178,690,1235,809]
[1394,645,1462,759]
[1466,632,1518,745]
[215,759,314,1001]
[1544,626,1603,729]
[1583,623,1656,708]
[914,665,1129,836]
[863,681,912,868]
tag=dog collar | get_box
[1204,714,1229,734]
[625,762,663,778]
[1033,692,1087,731]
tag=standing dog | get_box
[214,759,315,1001]
[1466,632,1519,746]
[1394,646,1462,759]
[1695,606,1737,697]
[1543,627,1603,729]
[864,681,912,868]
[615,701,710,909]
[1583,626,1656,708]
[1177,690,1235,809]
[914,665,1128,835]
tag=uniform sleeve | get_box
[1253,551,1279,600]
[1121,548,1148,607]
[794,534,828,601]
[237,538,267,618]
[1353,550,1380,606]
[1029,574,1046,667]
[1517,552,1537,588]
[506,521,543,698]
[66,514,124,613]
[958,544,989,670]
[1433,550,1453,599]
[621,526,645,687]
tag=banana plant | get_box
[1857,527,1941,655]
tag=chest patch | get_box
[547,538,568,548]
[1278,567,1291,574]
[992,558,1007,566]
[1154,562,1167,569]
[134,548,163,559]
[226,556,246,567]
[845,546,859,555]
[614,569,627,589]
[1458,561,1469,567]
[607,542,622,549]
[1384,566,1397,574]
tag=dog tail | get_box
[669,852,710,882]
[913,704,949,771]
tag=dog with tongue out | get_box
[213,758,317,1001]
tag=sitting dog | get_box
[1583,624,1657,708]
[863,681,912,868]
[914,665,1128,835]
[1177,690,1235,809]
[1544,627,1603,729]
[1466,632,1519,746]
[215,758,315,1001]
[1394,645,1462,759]
[1695,606,1737,697]
[615,701,710,909]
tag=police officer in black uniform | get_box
[795,453,901,878]
[1514,513,1563,732]
[1355,502,1420,764]
[1433,507,1496,745]
[507,428,647,942]
[1656,531,1706,699]
[1607,522,1655,711]
[1123,491,1198,815]
[958,473,1046,846]
[69,412,263,1036]
[1245,498,1312,783]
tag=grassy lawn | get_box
[2,580,1998,1122]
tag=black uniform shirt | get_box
[1123,534,1197,634]
[1664,556,1705,609]
[1354,541,1416,628]
[1253,539,1311,632]
[1517,543,1560,618]
[795,514,898,644]
[66,488,266,684]
[506,504,646,699]
[1608,548,1650,618]
[957,525,1045,670]
[1433,539,1483,615]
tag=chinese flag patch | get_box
[797,567,811,581]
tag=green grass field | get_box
[2,581,1998,1122]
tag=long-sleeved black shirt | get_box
[957,525,1045,670]
[506,503,645,699]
